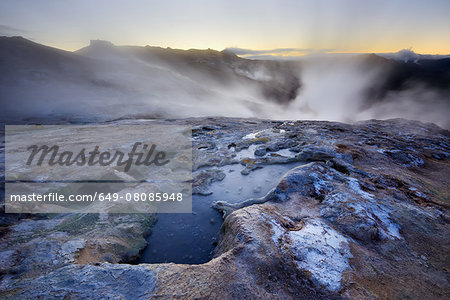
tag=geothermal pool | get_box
[139,162,300,264]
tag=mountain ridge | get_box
[1,36,449,128]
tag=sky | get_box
[1,0,450,55]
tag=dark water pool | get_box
[139,163,300,264]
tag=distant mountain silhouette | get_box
[76,39,302,104]
[0,36,449,126]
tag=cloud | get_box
[0,24,28,36]
[228,47,450,61]
[225,47,310,56]
[378,49,450,62]
[225,47,337,60]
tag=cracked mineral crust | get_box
[1,117,449,299]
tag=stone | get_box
[1,117,449,299]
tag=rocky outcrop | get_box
[1,117,449,299]
[0,212,156,278]
[3,264,158,299]
[213,161,449,298]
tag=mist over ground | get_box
[1,37,449,128]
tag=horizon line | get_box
[3,35,450,58]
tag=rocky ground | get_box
[0,117,449,299]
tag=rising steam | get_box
[0,38,448,128]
